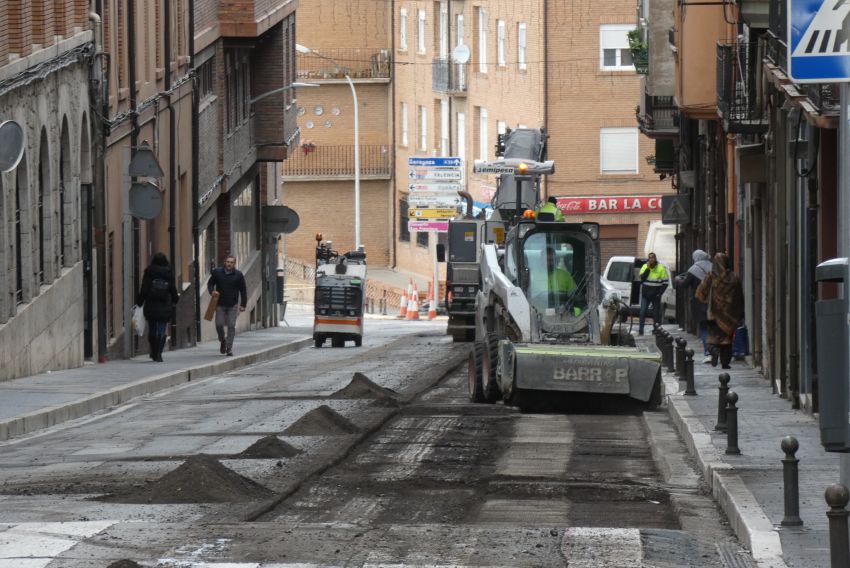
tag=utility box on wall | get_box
[815,257,850,452]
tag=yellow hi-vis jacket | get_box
[537,202,565,221]
[639,262,669,297]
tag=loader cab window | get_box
[505,238,519,284]
[522,231,587,316]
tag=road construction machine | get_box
[455,128,662,408]
[313,237,366,348]
[467,217,662,409]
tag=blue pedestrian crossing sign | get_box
[788,0,850,83]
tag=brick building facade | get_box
[289,1,671,290]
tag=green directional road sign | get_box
[661,195,690,225]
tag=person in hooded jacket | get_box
[674,249,712,362]
[136,253,179,362]
[695,252,745,369]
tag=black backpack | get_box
[149,276,170,302]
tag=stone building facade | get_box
[0,3,94,380]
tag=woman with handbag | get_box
[695,252,744,369]
[136,253,179,362]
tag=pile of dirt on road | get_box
[330,372,400,405]
[107,561,143,568]
[100,454,273,504]
[282,405,360,436]
[235,435,302,459]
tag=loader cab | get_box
[504,221,600,332]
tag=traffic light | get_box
[495,132,507,157]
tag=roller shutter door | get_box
[599,224,638,271]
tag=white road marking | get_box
[561,527,643,567]
[0,521,114,568]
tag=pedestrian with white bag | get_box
[135,253,179,362]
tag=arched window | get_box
[38,129,49,285]
[15,155,26,305]
[59,118,71,267]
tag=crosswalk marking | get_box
[561,527,643,568]
[0,521,115,568]
[792,0,850,56]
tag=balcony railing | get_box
[637,94,678,137]
[432,58,468,94]
[716,42,768,134]
[765,31,787,72]
[805,83,840,115]
[296,48,391,80]
[282,144,391,178]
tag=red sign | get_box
[555,195,664,215]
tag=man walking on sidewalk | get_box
[638,252,669,335]
[207,256,247,356]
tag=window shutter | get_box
[600,128,638,173]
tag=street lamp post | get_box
[296,44,362,251]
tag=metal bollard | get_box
[781,436,803,526]
[665,333,676,374]
[715,373,731,432]
[675,337,686,377]
[826,484,850,568]
[684,349,697,396]
[725,391,741,455]
[653,324,663,351]
[659,330,669,369]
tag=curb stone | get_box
[0,337,313,442]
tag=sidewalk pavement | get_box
[639,325,839,568]
[0,308,316,443]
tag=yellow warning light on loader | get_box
[517,162,529,174]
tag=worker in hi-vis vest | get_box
[536,197,565,221]
[638,252,669,335]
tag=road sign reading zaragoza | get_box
[788,0,850,83]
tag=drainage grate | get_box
[717,543,756,568]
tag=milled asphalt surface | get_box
[638,324,839,568]
[0,307,841,567]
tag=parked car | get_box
[601,255,676,323]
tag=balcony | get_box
[805,83,840,116]
[432,58,468,95]
[637,92,678,138]
[716,42,768,134]
[281,144,391,179]
[296,48,391,82]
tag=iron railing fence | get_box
[717,42,768,134]
[296,48,391,80]
[432,58,468,93]
[282,144,391,178]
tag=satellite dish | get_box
[128,181,163,220]
[0,121,25,172]
[452,44,471,64]
[263,205,301,234]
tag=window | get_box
[600,24,634,70]
[518,23,527,70]
[401,102,409,147]
[226,50,251,133]
[400,199,410,242]
[438,2,448,58]
[399,8,408,51]
[600,127,639,174]
[456,112,466,161]
[440,99,449,157]
[417,231,429,247]
[418,9,426,54]
[477,7,487,73]
[199,221,217,278]
[497,20,506,67]
[478,107,488,160]
[231,181,256,267]
[198,58,215,99]
[419,105,427,151]
[14,165,24,304]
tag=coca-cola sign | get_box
[555,195,664,215]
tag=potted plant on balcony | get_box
[301,140,317,155]
[628,29,649,74]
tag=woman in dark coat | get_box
[674,249,712,363]
[136,253,179,362]
[695,252,744,369]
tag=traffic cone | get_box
[399,289,407,318]
[411,284,420,320]
[428,282,437,321]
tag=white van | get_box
[644,221,677,273]
[601,255,675,323]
